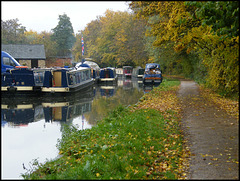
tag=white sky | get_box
[1,1,131,34]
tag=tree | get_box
[129,1,239,96]
[76,9,148,68]
[185,1,239,38]
[1,18,27,44]
[51,13,76,56]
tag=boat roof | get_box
[145,63,160,69]
[76,61,100,69]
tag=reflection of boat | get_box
[99,85,117,97]
[43,99,92,122]
[99,67,118,84]
[123,78,133,90]
[143,63,162,85]
[132,79,144,90]
[132,66,144,79]
[1,89,94,126]
[1,104,37,126]
[123,66,133,78]
[143,84,160,94]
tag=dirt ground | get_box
[177,79,239,179]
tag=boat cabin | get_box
[123,66,133,78]
[143,63,162,85]
[99,67,118,84]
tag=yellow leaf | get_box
[96,173,100,177]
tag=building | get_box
[2,44,46,68]
[45,56,72,68]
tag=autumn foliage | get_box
[2,2,238,97]
[129,1,239,97]
[73,10,148,68]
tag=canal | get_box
[1,77,158,179]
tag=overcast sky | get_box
[1,1,131,34]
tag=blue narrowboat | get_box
[75,60,100,83]
[41,66,94,94]
[99,67,118,84]
[143,63,162,85]
[1,51,46,95]
[1,51,94,95]
[1,66,44,95]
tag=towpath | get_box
[177,79,239,179]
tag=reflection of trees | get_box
[86,87,143,125]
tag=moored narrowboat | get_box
[132,66,145,79]
[1,51,46,95]
[123,66,133,78]
[41,66,94,94]
[143,63,162,85]
[1,66,43,95]
[75,60,100,83]
[99,67,118,84]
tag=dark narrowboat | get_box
[1,51,41,95]
[1,51,94,95]
[99,67,118,84]
[1,66,44,95]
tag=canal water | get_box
[1,77,159,179]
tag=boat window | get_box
[34,71,45,86]
[80,71,84,82]
[68,73,74,85]
[86,69,90,79]
[139,69,144,75]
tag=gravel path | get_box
[178,80,239,179]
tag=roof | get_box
[75,61,100,70]
[1,44,46,60]
[145,63,160,69]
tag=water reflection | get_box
[1,90,94,179]
[99,85,117,97]
[1,88,94,128]
[143,83,161,94]
[1,78,152,179]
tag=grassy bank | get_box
[22,78,190,180]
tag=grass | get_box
[21,78,190,180]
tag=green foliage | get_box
[185,1,239,38]
[129,1,239,97]
[1,18,27,44]
[51,13,76,56]
[76,10,148,68]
